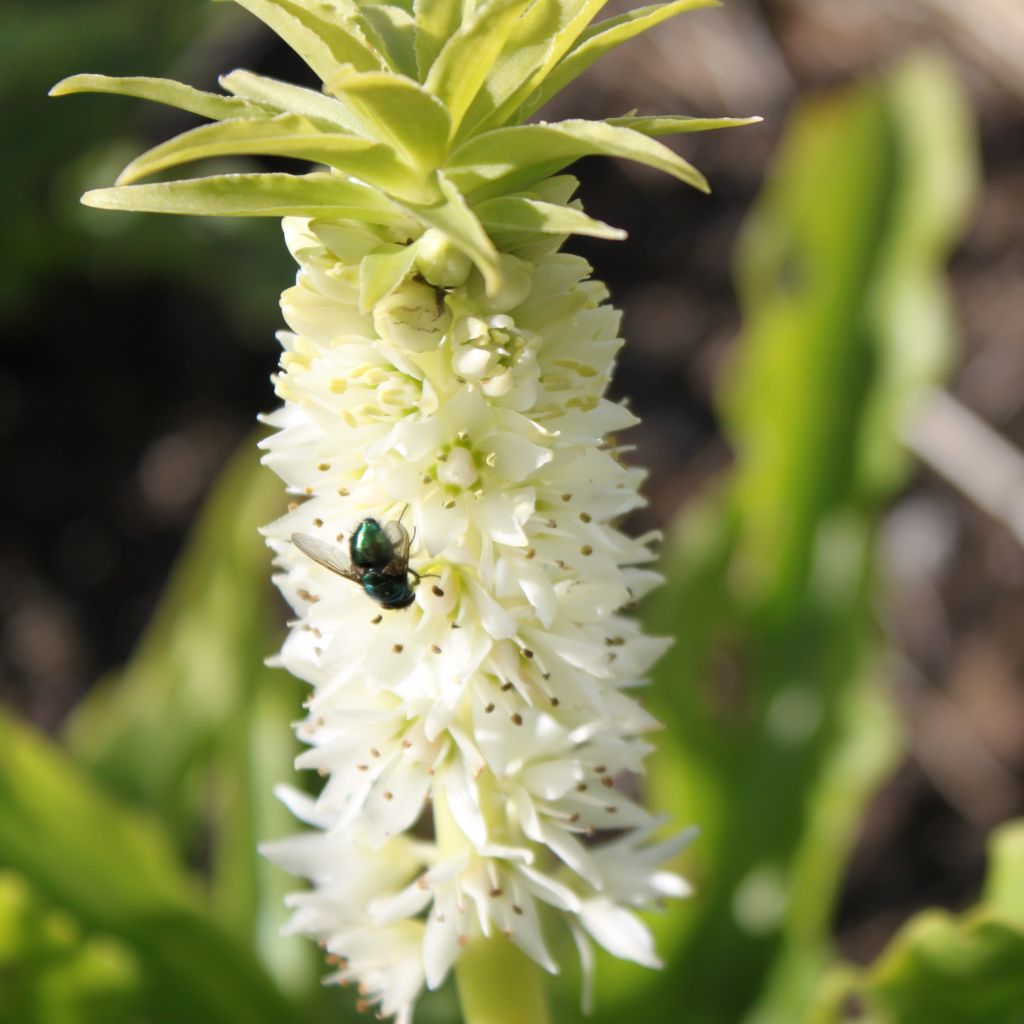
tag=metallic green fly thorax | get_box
[350,518,395,569]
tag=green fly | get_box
[292,516,423,610]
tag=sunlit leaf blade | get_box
[358,3,418,79]
[475,195,625,239]
[607,114,763,136]
[325,68,450,176]
[424,0,537,137]
[458,0,609,137]
[447,118,708,201]
[413,0,468,79]
[112,113,430,201]
[49,74,261,121]
[219,70,367,133]
[227,0,382,78]
[515,0,717,121]
[82,172,409,222]
[0,710,304,1024]
[358,243,421,313]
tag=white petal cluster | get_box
[260,215,693,1022]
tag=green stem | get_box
[433,783,552,1024]
[454,936,552,1024]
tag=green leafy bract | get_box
[83,172,409,222]
[424,0,538,137]
[358,242,421,312]
[49,74,262,121]
[226,0,383,78]
[53,0,742,282]
[515,0,717,121]
[809,823,1024,1024]
[447,118,708,201]
[325,68,450,179]
[475,195,625,240]
[218,70,367,132]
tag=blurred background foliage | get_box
[3,0,1024,1022]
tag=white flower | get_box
[259,212,694,1020]
[58,1,753,1016]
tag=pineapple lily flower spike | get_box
[53,1,757,1020]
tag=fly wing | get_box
[383,520,411,572]
[291,533,360,582]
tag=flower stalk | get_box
[455,936,552,1024]
[434,787,552,1024]
[53,1,756,1020]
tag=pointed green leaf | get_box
[325,68,450,175]
[446,118,709,200]
[516,0,718,121]
[414,0,470,79]
[112,113,431,201]
[359,3,418,78]
[49,74,260,122]
[459,0,611,136]
[116,114,369,181]
[404,171,502,294]
[219,69,365,133]
[0,710,304,1024]
[62,443,311,992]
[83,172,409,223]
[475,195,625,239]
[607,113,763,136]
[982,821,1024,924]
[358,243,420,313]
[868,912,1024,1024]
[227,0,383,77]
[225,0,347,82]
[424,0,537,137]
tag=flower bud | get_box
[415,228,473,288]
[467,254,533,313]
[373,280,450,352]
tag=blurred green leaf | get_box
[0,710,304,1024]
[0,871,141,1024]
[810,822,1024,1024]
[61,441,317,996]
[64,442,283,825]
[561,53,977,1024]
